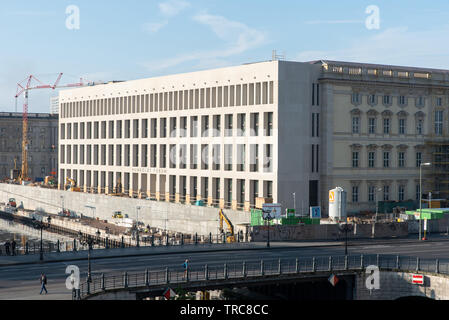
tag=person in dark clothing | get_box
[11,240,16,256]
[4,241,10,256]
[40,273,48,295]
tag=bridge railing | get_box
[76,254,449,300]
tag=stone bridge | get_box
[76,254,449,300]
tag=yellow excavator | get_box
[219,209,236,243]
[64,177,81,192]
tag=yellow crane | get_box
[14,74,84,182]
[219,209,235,243]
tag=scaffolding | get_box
[424,138,449,204]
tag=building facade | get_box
[58,59,449,215]
[0,112,58,180]
[317,60,449,215]
[58,61,320,213]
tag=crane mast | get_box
[15,73,84,182]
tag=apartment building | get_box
[58,61,320,213]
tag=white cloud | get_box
[296,26,449,69]
[142,21,169,34]
[305,20,364,25]
[142,13,266,71]
[159,0,190,17]
[5,11,55,17]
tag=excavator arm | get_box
[219,209,235,243]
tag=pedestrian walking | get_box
[183,259,189,278]
[39,273,48,295]
[11,239,16,256]
[4,241,10,256]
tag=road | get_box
[1,237,449,300]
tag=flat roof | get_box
[308,59,449,74]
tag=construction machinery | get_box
[14,74,84,183]
[44,176,56,186]
[112,211,129,219]
[8,198,17,208]
[219,209,236,243]
[64,177,81,192]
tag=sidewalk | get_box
[0,241,344,267]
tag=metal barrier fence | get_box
[76,254,449,300]
[0,233,248,258]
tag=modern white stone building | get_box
[58,59,449,216]
[58,61,320,213]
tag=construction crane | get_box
[14,74,84,182]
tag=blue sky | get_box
[1,0,449,113]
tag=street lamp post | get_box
[419,163,431,241]
[339,223,352,256]
[135,206,141,247]
[78,229,101,284]
[33,216,51,261]
[262,210,274,248]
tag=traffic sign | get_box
[310,207,321,219]
[412,274,424,285]
[262,203,282,219]
[163,287,176,300]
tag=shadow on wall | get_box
[250,223,409,242]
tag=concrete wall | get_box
[0,184,250,236]
[250,222,408,241]
[356,271,449,300]
[407,215,449,234]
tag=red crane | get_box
[14,73,84,182]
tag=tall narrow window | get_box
[399,118,406,135]
[383,118,390,134]
[368,118,376,134]
[368,152,375,168]
[383,186,390,201]
[435,110,443,136]
[368,186,375,202]
[383,152,390,168]
[398,152,405,168]
[352,186,359,203]
[416,152,422,167]
[352,152,359,168]
[398,185,405,201]
[352,117,360,134]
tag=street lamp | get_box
[419,162,432,241]
[78,229,101,284]
[32,216,51,261]
[339,223,353,256]
[375,187,382,222]
[136,206,141,247]
[262,210,274,248]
